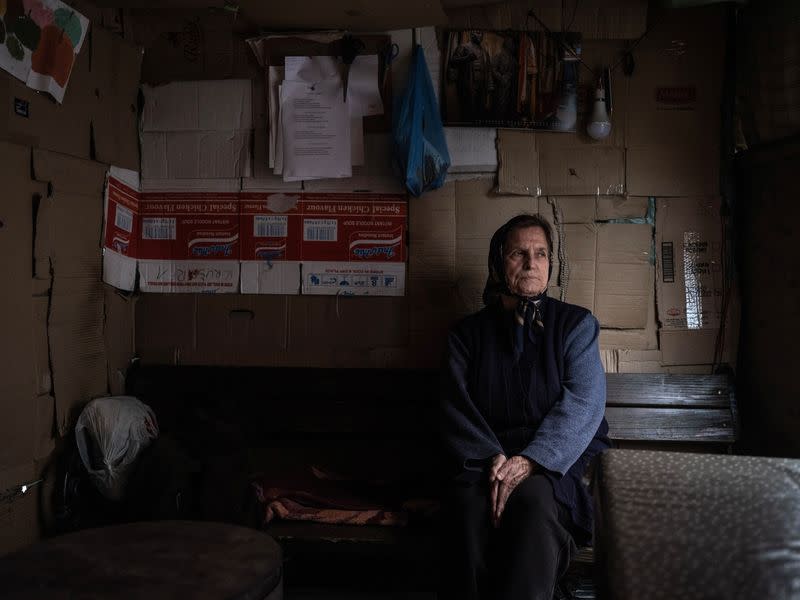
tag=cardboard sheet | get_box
[656,196,723,330]
[562,222,652,329]
[0,142,37,472]
[33,149,108,436]
[141,79,253,180]
[625,6,725,196]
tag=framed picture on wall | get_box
[441,30,581,131]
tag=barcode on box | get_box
[661,242,675,283]
[142,217,176,240]
[304,219,337,242]
[254,215,287,238]
[114,205,133,233]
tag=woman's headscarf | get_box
[482,214,554,358]
[482,213,554,306]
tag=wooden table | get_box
[0,520,283,599]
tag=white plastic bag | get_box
[75,396,159,500]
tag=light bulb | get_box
[587,87,612,140]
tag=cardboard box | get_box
[103,169,140,292]
[104,179,407,296]
[299,193,408,296]
[625,6,725,196]
[137,191,241,293]
[239,191,302,294]
[141,80,253,180]
[656,197,723,330]
[104,171,243,294]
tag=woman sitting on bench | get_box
[441,214,610,600]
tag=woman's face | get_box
[503,225,550,297]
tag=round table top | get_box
[0,520,282,600]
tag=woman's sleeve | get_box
[440,326,504,477]
[519,312,606,476]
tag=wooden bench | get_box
[126,367,737,591]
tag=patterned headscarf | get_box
[483,214,554,359]
[482,214,554,307]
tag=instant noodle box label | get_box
[103,176,407,295]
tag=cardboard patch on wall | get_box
[655,196,723,330]
[538,146,625,196]
[90,27,143,171]
[562,222,651,329]
[625,6,725,196]
[496,129,539,196]
[128,11,259,85]
[0,142,38,472]
[495,132,625,197]
[549,195,648,224]
[0,35,92,160]
[141,79,253,180]
[33,149,109,435]
[408,181,456,283]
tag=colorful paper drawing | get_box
[0,0,88,103]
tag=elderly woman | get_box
[441,214,610,600]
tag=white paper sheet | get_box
[280,79,352,181]
[268,66,285,169]
[274,84,284,174]
[347,55,384,117]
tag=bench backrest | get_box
[605,373,737,445]
[127,366,737,449]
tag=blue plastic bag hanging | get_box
[392,45,451,197]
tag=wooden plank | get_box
[606,374,732,408]
[605,406,736,443]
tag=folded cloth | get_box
[258,493,408,527]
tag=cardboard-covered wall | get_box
[0,21,141,555]
[131,6,735,374]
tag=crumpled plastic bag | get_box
[392,44,451,197]
[75,396,159,500]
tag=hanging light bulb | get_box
[587,79,612,140]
